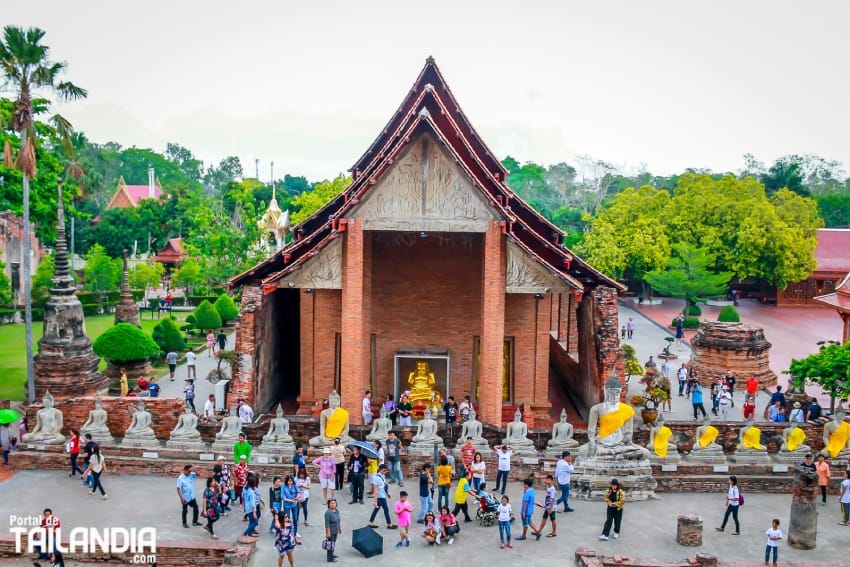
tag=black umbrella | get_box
[347,440,380,461]
[352,526,383,558]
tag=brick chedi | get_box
[114,251,140,327]
[33,185,108,399]
[689,322,777,389]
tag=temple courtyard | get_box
[0,470,847,566]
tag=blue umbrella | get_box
[348,440,380,460]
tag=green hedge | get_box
[686,304,702,316]
[672,316,701,329]
[93,322,160,361]
[186,295,221,307]
[718,305,741,322]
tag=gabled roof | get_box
[152,237,185,263]
[814,272,850,313]
[813,229,850,275]
[105,176,163,209]
[231,58,624,293]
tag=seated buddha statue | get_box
[503,409,535,454]
[819,408,850,459]
[365,405,392,443]
[22,391,65,445]
[579,371,650,461]
[776,421,811,461]
[546,408,579,457]
[262,404,293,444]
[649,414,679,461]
[309,390,353,447]
[733,417,770,463]
[688,415,724,460]
[215,406,243,441]
[411,408,443,448]
[407,360,436,405]
[81,398,114,444]
[458,408,490,451]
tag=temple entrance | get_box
[274,288,300,412]
[394,351,449,417]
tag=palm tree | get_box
[0,26,87,402]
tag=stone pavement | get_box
[0,470,848,566]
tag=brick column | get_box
[558,293,569,345]
[528,292,552,427]
[340,219,371,422]
[230,284,260,409]
[479,221,505,426]
[296,289,316,415]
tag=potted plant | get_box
[630,376,670,424]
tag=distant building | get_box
[256,186,290,255]
[105,168,163,210]
[151,237,186,272]
[0,211,43,307]
[778,229,850,306]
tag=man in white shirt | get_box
[186,350,197,380]
[493,444,514,495]
[361,390,373,425]
[203,394,216,422]
[238,399,254,423]
[554,450,575,512]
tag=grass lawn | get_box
[0,312,187,401]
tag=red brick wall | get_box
[230,285,261,408]
[504,293,551,426]
[297,290,316,414]
[341,220,371,420]
[479,222,506,425]
[310,289,342,413]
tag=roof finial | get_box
[426,55,435,64]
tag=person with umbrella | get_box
[348,445,368,505]
[1,419,15,466]
[324,498,341,562]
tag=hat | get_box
[217,455,226,461]
[610,478,620,487]
[239,454,247,460]
[561,450,571,458]
[323,447,331,454]
[793,402,801,408]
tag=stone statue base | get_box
[544,447,579,460]
[258,441,296,455]
[649,452,681,464]
[212,440,239,454]
[505,443,538,457]
[82,432,116,446]
[409,441,445,456]
[121,437,161,449]
[684,452,726,465]
[572,457,657,501]
[166,439,207,451]
[772,451,811,464]
[461,441,491,455]
[731,451,771,465]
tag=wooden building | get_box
[229,59,625,427]
[778,229,850,306]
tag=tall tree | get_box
[644,243,733,311]
[83,244,121,309]
[290,174,350,225]
[0,25,87,402]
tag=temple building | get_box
[105,169,163,210]
[256,186,290,255]
[229,58,625,427]
[151,237,186,272]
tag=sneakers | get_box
[395,541,403,548]
[101,495,109,501]
[507,543,513,548]
[448,537,454,545]
[500,543,505,549]
[598,534,608,541]
[405,540,410,547]
[613,532,619,539]
[435,536,441,546]
[535,531,542,541]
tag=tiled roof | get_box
[814,229,850,274]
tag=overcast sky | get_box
[5,1,850,182]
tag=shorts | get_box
[542,510,556,521]
[320,477,334,489]
[398,525,409,538]
[521,515,533,527]
[168,364,176,372]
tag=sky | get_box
[4,1,850,182]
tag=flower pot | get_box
[641,409,659,424]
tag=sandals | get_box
[546,533,557,538]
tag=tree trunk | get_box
[22,129,35,404]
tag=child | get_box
[394,491,413,548]
[537,474,557,537]
[497,495,513,549]
[764,518,782,567]
[421,511,440,545]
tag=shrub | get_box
[683,316,700,329]
[718,305,741,322]
[214,294,239,324]
[93,322,160,362]
[193,300,222,331]
[686,304,702,316]
[152,317,186,353]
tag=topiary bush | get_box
[152,316,186,353]
[193,300,222,331]
[683,316,701,329]
[686,304,702,316]
[214,293,239,325]
[93,322,160,362]
[717,305,741,322]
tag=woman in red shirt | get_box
[68,428,83,477]
[742,395,756,421]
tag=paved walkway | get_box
[0,470,847,566]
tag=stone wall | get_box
[0,211,43,307]
[575,547,717,567]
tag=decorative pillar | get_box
[340,219,371,422]
[229,284,260,409]
[479,220,505,426]
[528,292,552,427]
[296,289,316,415]
[788,465,818,549]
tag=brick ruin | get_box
[689,322,778,389]
[0,211,43,308]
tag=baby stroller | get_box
[475,494,515,527]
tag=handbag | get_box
[322,538,336,551]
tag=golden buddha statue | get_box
[408,360,437,404]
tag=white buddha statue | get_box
[820,408,850,459]
[167,405,203,449]
[458,408,489,452]
[687,415,724,462]
[775,421,811,462]
[366,405,392,443]
[22,391,65,445]
[121,400,160,449]
[259,404,295,453]
[733,417,770,463]
[411,408,443,449]
[309,390,353,447]
[579,372,650,460]
[648,414,679,462]
[81,398,115,445]
[502,409,536,455]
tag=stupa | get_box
[689,322,777,389]
[114,251,140,327]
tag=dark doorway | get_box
[274,288,300,412]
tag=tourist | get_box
[763,518,783,567]
[67,428,83,478]
[687,370,699,399]
[324,499,341,563]
[660,359,670,380]
[815,454,831,506]
[743,395,756,421]
[772,407,787,423]
[37,508,60,561]
[417,463,435,522]
[598,478,625,541]
[203,394,216,422]
[48,550,64,567]
[213,457,232,514]
[217,329,228,353]
[368,464,395,529]
[451,469,473,522]
[691,381,707,420]
[296,469,311,527]
[233,455,250,505]
[677,365,688,396]
[724,371,736,407]
[273,511,296,567]
[765,385,786,419]
[183,378,196,413]
[81,434,96,490]
[397,394,413,427]
[268,476,283,533]
[385,431,403,487]
[347,446,368,504]
[313,448,337,503]
[718,385,732,422]
[242,475,260,537]
[366,444,379,492]
[136,377,150,396]
[282,474,301,538]
[0,422,11,466]
[330,438,347,491]
[421,511,440,545]
[361,390,373,425]
[470,452,486,492]
[537,474,557,537]
[176,464,201,528]
[746,375,759,399]
[394,490,413,548]
[675,313,684,345]
[83,445,108,500]
[644,356,657,369]
[768,401,783,422]
[292,445,308,476]
[554,450,575,512]
[715,475,741,535]
[806,398,823,424]
[659,369,673,412]
[516,477,541,541]
[459,437,477,477]
[497,495,513,549]
[238,399,254,423]
[459,395,472,422]
[166,349,178,381]
[439,505,459,544]
[184,350,196,381]
[626,317,635,339]
[206,331,216,357]
[119,368,129,397]
[233,433,252,464]
[710,378,722,415]
[201,477,221,539]
[436,455,452,511]
[440,447,456,478]
[384,393,398,426]
[789,402,805,423]
[493,444,513,495]
[444,396,458,425]
[839,470,850,525]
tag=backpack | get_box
[738,490,744,506]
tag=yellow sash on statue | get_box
[742,425,763,450]
[825,421,850,458]
[325,407,349,439]
[599,403,635,439]
[699,425,719,448]
[786,427,807,452]
[653,425,673,457]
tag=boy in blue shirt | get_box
[516,478,542,541]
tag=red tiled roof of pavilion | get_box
[152,237,186,263]
[813,229,850,275]
[814,272,850,313]
[230,58,624,293]
[105,176,163,209]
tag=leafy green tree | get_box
[644,243,733,311]
[760,156,807,196]
[151,316,185,353]
[0,253,11,304]
[0,25,87,402]
[717,305,740,322]
[129,262,162,290]
[93,322,160,362]
[173,256,203,296]
[788,341,850,412]
[816,192,850,228]
[193,299,222,332]
[83,244,121,307]
[214,293,239,325]
[165,142,203,182]
[290,174,350,225]
[31,252,55,307]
